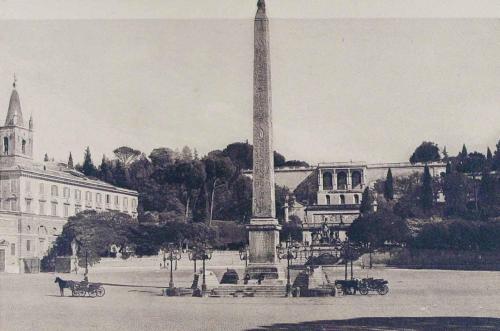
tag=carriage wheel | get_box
[96,286,106,297]
[88,289,97,298]
[377,285,389,295]
[71,288,78,297]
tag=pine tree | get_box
[44,153,49,162]
[420,165,434,211]
[360,187,374,214]
[384,168,394,200]
[82,146,97,177]
[68,152,74,169]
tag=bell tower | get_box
[0,78,34,167]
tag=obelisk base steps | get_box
[246,218,283,281]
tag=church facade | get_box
[0,82,138,273]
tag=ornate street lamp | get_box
[164,243,182,290]
[277,238,300,297]
[188,246,199,273]
[239,245,248,267]
[189,244,213,295]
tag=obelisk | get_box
[246,0,282,280]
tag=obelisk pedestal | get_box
[245,0,283,282]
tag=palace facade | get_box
[0,83,138,273]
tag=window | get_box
[352,171,362,189]
[322,172,333,190]
[51,185,58,197]
[106,194,110,204]
[22,139,26,154]
[325,195,331,205]
[75,206,81,214]
[3,137,8,154]
[132,199,137,209]
[114,196,119,205]
[340,194,346,205]
[354,194,360,204]
[123,197,128,210]
[39,183,44,195]
[11,243,15,255]
[63,187,70,198]
[10,199,16,211]
[2,199,9,210]
[63,204,69,217]
[74,189,81,201]
[96,193,102,204]
[39,201,46,215]
[26,240,31,251]
[85,191,92,202]
[337,172,347,190]
[10,179,17,193]
[25,199,31,213]
[51,202,57,216]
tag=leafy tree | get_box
[273,151,286,167]
[359,187,374,214]
[443,172,468,217]
[98,155,114,184]
[67,152,74,169]
[55,211,136,268]
[445,161,452,174]
[420,165,434,211]
[81,146,97,177]
[113,146,141,167]
[275,185,291,222]
[458,152,486,174]
[410,141,441,164]
[280,219,303,242]
[283,160,310,167]
[112,160,130,188]
[492,140,500,171]
[384,168,394,200]
[149,147,176,168]
[478,172,499,219]
[181,146,193,161]
[348,209,409,249]
[203,154,235,225]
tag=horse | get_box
[54,277,76,297]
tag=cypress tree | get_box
[384,168,394,200]
[460,144,468,158]
[420,165,434,211]
[82,146,97,177]
[486,147,493,161]
[360,187,374,214]
[68,152,74,169]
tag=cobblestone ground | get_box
[1,267,500,331]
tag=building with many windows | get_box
[0,82,138,273]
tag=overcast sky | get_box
[0,1,499,165]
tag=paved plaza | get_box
[1,267,500,331]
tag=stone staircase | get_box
[209,285,287,297]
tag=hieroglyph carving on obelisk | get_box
[252,0,276,219]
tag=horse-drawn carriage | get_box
[55,277,106,298]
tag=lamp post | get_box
[277,238,300,297]
[239,245,248,267]
[188,246,199,273]
[199,245,213,295]
[165,243,182,290]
